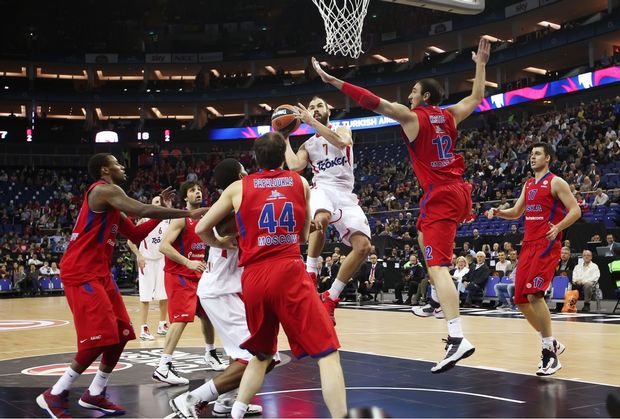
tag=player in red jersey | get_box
[198,132,346,419]
[312,37,491,373]
[152,181,227,386]
[488,143,580,376]
[36,153,206,418]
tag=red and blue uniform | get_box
[236,169,339,359]
[60,181,159,350]
[403,106,472,267]
[164,218,207,323]
[514,172,567,304]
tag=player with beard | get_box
[152,181,227,386]
[284,96,371,324]
[37,153,207,418]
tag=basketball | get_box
[271,104,300,135]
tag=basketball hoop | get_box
[312,0,371,59]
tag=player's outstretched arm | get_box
[294,102,352,149]
[546,177,581,240]
[311,57,413,125]
[196,181,240,249]
[446,37,491,126]
[283,135,309,172]
[488,184,526,220]
[93,184,206,219]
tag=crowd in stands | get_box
[1,96,619,297]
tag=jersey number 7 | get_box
[259,202,296,234]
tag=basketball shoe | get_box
[212,397,263,417]
[411,299,444,319]
[204,349,228,371]
[78,387,126,415]
[537,339,565,372]
[170,392,200,419]
[536,348,562,376]
[157,321,169,336]
[140,325,155,341]
[320,291,339,325]
[36,388,71,418]
[430,336,475,374]
[152,362,189,385]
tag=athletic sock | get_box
[306,256,319,274]
[159,354,173,368]
[447,317,464,338]
[328,279,347,300]
[430,285,439,303]
[542,336,555,350]
[51,367,80,395]
[206,343,216,352]
[231,401,248,419]
[88,370,110,396]
[190,379,219,402]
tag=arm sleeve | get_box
[341,82,381,111]
[119,217,161,244]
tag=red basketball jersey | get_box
[523,172,567,242]
[164,218,206,280]
[236,169,306,267]
[402,106,464,191]
[60,180,121,285]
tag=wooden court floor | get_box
[1,294,619,387]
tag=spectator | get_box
[576,192,589,214]
[25,264,39,295]
[493,251,511,275]
[460,242,476,259]
[13,265,27,295]
[451,256,470,294]
[571,250,600,313]
[497,196,510,210]
[27,253,43,267]
[39,261,53,277]
[495,250,518,310]
[461,251,491,307]
[490,242,500,259]
[358,253,384,301]
[471,229,483,252]
[49,261,61,276]
[318,255,333,292]
[591,188,609,208]
[0,263,8,278]
[393,255,425,305]
[555,246,576,280]
[504,224,522,247]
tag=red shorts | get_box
[514,239,560,304]
[164,272,203,323]
[64,275,135,351]
[417,181,472,267]
[240,258,340,359]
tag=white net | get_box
[312,0,371,59]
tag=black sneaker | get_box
[536,348,562,376]
[430,337,475,374]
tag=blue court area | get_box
[0,348,613,417]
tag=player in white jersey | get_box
[284,96,371,324]
[128,195,170,340]
[170,158,263,418]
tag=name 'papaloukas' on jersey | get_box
[303,128,355,191]
[523,172,567,242]
[235,169,306,267]
[402,106,465,191]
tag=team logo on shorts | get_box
[531,276,544,289]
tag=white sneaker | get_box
[430,336,475,374]
[433,307,445,319]
[140,325,155,341]
[212,398,262,417]
[157,321,169,336]
[536,348,562,376]
[152,362,189,385]
[169,391,199,418]
[204,349,228,371]
[412,302,445,319]
[538,340,566,368]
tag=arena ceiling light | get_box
[481,34,501,42]
[264,66,276,75]
[151,107,164,118]
[523,67,548,75]
[538,21,561,30]
[394,57,410,63]
[372,54,391,62]
[427,46,445,53]
[259,103,272,111]
[206,106,222,117]
[211,69,220,77]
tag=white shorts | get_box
[200,293,252,363]
[138,258,167,302]
[310,187,371,247]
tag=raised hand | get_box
[311,57,336,84]
[472,37,491,65]
[294,103,315,125]
[486,208,498,219]
[160,186,175,208]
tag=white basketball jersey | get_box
[303,131,354,192]
[138,219,170,260]
[197,245,243,298]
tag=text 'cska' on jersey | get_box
[236,169,307,267]
[523,172,567,242]
[402,106,465,191]
[163,218,206,280]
